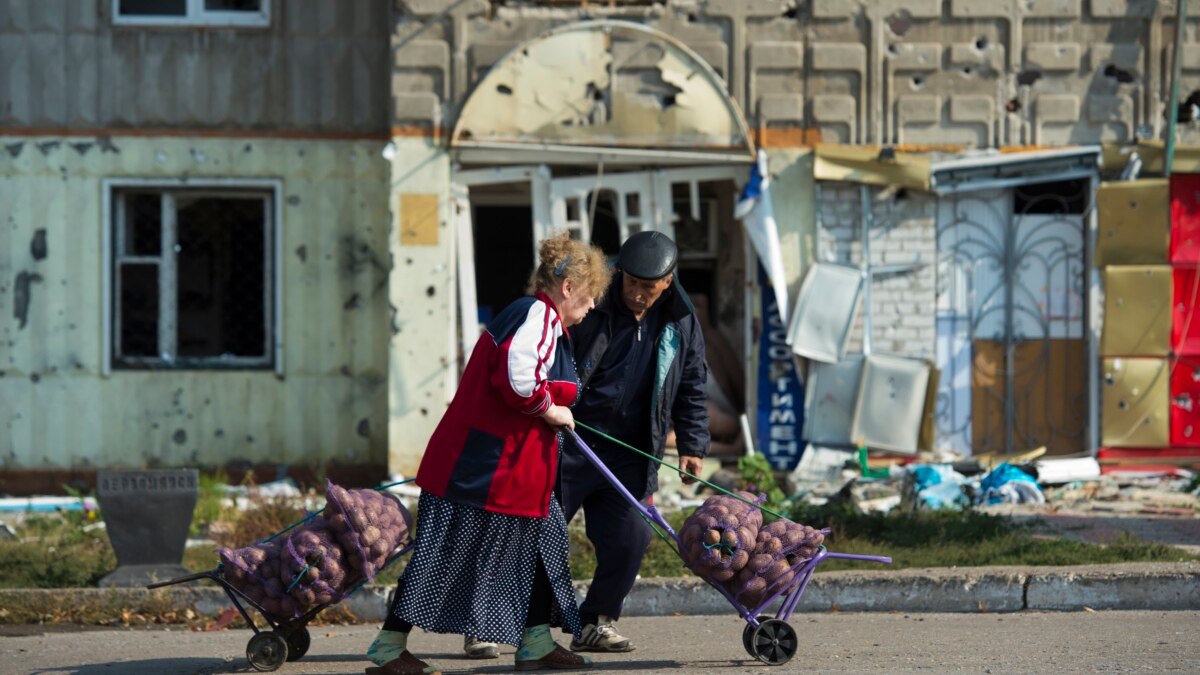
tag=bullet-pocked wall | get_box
[386,137,453,477]
[0,136,391,472]
[388,0,1200,469]
[0,0,393,481]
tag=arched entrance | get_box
[448,21,756,378]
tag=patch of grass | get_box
[0,515,116,589]
[191,470,231,537]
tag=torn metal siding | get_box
[0,136,390,470]
[0,0,389,133]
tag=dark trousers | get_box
[558,445,652,624]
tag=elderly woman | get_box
[365,233,612,675]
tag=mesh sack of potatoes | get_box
[323,482,413,582]
[678,491,763,583]
[218,540,285,611]
[278,521,352,616]
[730,520,827,609]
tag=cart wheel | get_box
[285,626,311,661]
[246,631,289,672]
[749,619,798,666]
[742,615,771,657]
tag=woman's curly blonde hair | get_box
[528,232,613,300]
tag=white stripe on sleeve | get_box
[507,300,553,399]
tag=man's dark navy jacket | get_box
[567,278,711,495]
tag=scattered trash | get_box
[980,463,1044,506]
[1035,457,1102,485]
[0,495,99,513]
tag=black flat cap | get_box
[618,231,678,280]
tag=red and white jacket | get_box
[415,292,579,518]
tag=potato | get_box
[327,513,348,532]
[717,514,740,529]
[710,567,736,582]
[766,558,792,579]
[370,538,392,558]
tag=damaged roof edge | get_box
[449,19,755,161]
[452,140,754,166]
[814,144,1103,194]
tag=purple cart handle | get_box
[565,428,892,627]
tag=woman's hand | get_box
[542,404,575,430]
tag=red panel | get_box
[1097,447,1200,459]
[1175,267,1200,355]
[1171,173,1200,263]
[1170,357,1200,446]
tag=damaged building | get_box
[1,0,1198,490]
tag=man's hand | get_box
[678,455,704,485]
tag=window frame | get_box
[102,178,283,376]
[111,0,271,28]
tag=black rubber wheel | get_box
[246,631,289,672]
[749,619,798,666]
[742,615,772,658]
[285,626,311,661]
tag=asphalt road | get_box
[2,612,1197,674]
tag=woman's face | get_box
[557,278,596,328]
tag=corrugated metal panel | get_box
[0,0,389,133]
[0,135,390,469]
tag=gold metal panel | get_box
[1095,180,1169,266]
[399,193,439,246]
[813,144,932,191]
[1100,266,1173,356]
[1101,357,1170,448]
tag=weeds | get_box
[0,515,116,588]
[192,470,231,537]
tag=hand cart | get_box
[568,427,891,666]
[147,484,415,672]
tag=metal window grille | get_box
[111,187,275,369]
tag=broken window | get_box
[113,0,269,27]
[111,186,275,369]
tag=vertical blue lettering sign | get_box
[755,263,805,470]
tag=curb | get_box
[1,563,1196,624]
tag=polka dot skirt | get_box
[395,491,582,647]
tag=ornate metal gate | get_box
[935,179,1090,456]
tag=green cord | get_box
[287,562,312,593]
[573,421,788,521]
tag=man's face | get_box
[621,272,672,316]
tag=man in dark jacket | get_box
[560,231,710,653]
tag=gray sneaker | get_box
[570,616,634,653]
[464,635,499,659]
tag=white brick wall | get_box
[816,182,937,359]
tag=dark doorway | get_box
[472,205,534,324]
